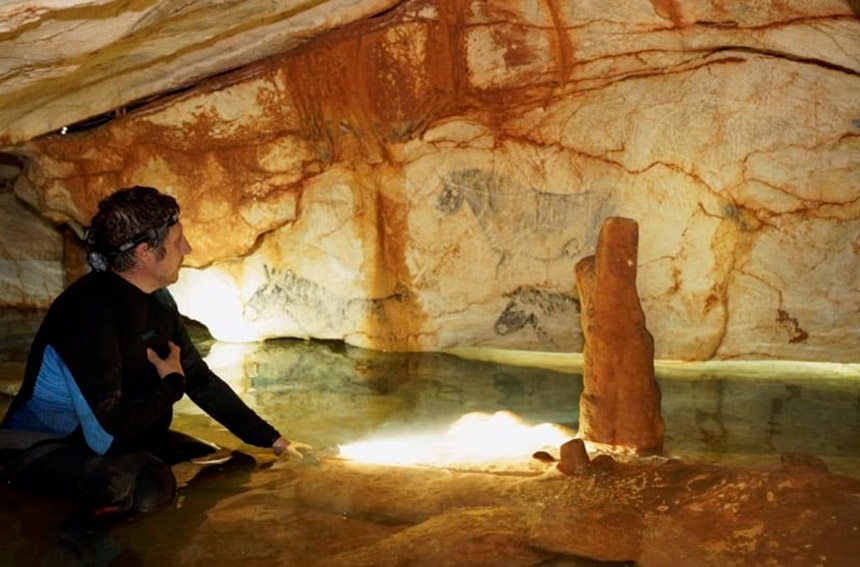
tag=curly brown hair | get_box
[85,186,180,272]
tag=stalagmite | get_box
[575,217,664,454]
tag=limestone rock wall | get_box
[0,189,63,309]
[10,0,860,360]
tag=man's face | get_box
[152,221,192,287]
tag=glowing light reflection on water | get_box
[338,410,573,467]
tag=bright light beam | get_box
[338,411,572,468]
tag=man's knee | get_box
[87,452,176,513]
[132,460,176,512]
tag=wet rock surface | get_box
[292,457,860,567]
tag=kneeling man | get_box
[0,186,309,516]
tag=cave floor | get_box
[1,308,860,566]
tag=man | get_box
[0,186,309,516]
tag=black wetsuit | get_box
[0,271,281,512]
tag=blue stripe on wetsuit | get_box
[5,345,114,455]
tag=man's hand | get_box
[272,436,313,459]
[146,340,184,378]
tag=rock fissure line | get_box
[200,216,298,269]
[707,45,860,76]
[742,179,860,219]
[441,13,852,35]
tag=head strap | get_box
[85,212,178,256]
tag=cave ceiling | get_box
[0,0,400,150]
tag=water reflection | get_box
[2,310,860,475]
[185,336,582,450]
[185,331,860,477]
[661,377,860,472]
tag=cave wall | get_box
[0,157,63,309]
[8,0,860,360]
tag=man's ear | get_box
[134,242,154,264]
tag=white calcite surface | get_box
[6,0,860,360]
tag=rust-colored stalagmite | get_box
[575,217,664,454]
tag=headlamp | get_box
[114,212,179,253]
[85,212,179,256]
